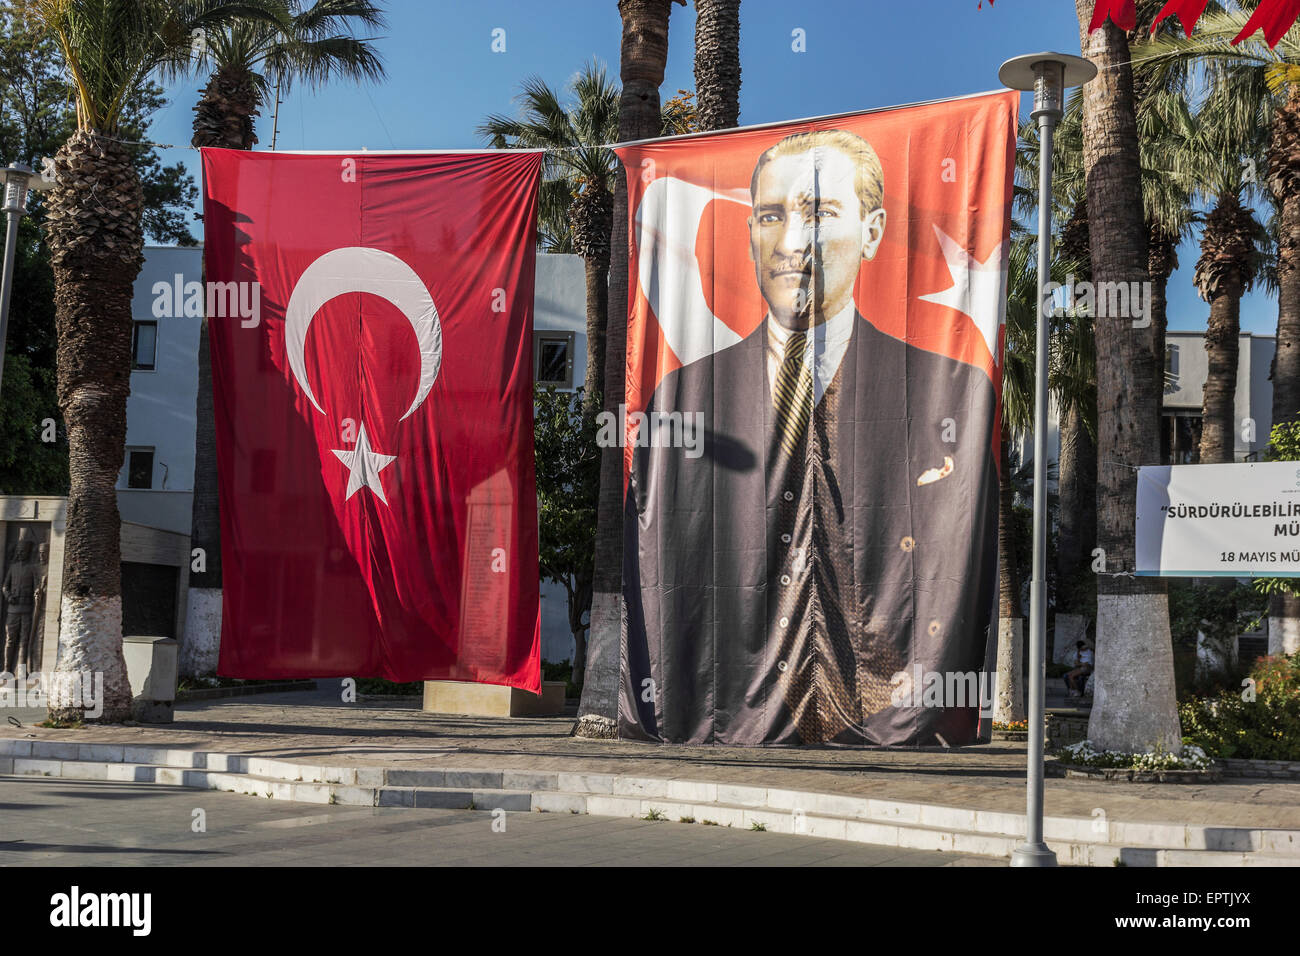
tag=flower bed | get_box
[1057,739,1212,770]
[1052,739,1221,782]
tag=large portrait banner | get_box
[617,92,1018,746]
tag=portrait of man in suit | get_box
[622,127,1000,747]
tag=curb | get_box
[1050,765,1224,784]
[3,738,1297,867]
[1217,757,1300,780]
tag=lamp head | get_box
[998,52,1098,123]
[3,164,51,217]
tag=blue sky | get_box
[144,0,1276,336]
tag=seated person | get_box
[1064,641,1094,697]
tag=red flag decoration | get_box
[202,149,543,691]
[1076,0,1300,47]
[1090,0,1137,32]
[1151,0,1211,37]
[1231,0,1300,46]
[616,91,1017,746]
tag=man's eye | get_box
[814,208,838,220]
[760,213,782,224]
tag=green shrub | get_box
[542,659,581,700]
[1254,423,1300,599]
[1179,654,1300,760]
[354,678,422,696]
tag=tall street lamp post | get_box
[0,162,53,398]
[998,52,1097,868]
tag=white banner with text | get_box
[1136,461,1300,577]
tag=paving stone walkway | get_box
[4,683,1298,830]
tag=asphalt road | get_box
[0,776,1003,867]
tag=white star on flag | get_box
[918,225,1008,364]
[332,422,396,505]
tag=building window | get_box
[132,321,158,370]
[1162,413,1201,466]
[1164,343,1179,394]
[534,331,575,389]
[126,447,155,489]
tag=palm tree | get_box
[694,0,740,131]
[995,231,1038,723]
[482,71,695,686]
[1016,36,1196,633]
[183,0,385,676]
[1074,0,1181,753]
[1144,2,1300,650]
[1016,121,1101,633]
[576,0,685,738]
[1186,90,1271,463]
[189,0,385,150]
[997,213,1095,719]
[33,0,259,722]
[479,62,620,411]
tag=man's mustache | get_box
[769,256,816,276]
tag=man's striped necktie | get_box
[773,329,814,457]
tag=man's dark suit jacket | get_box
[621,312,999,746]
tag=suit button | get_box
[783,491,794,501]
[781,534,791,543]
[779,617,789,628]
[780,574,791,586]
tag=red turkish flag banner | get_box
[202,149,543,692]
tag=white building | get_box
[117,245,204,535]
[531,254,589,663]
[1016,329,1277,473]
[1161,330,1275,463]
[122,248,589,665]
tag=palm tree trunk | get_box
[1076,2,1180,753]
[43,131,143,723]
[577,0,681,736]
[1056,397,1096,617]
[182,65,262,677]
[1198,279,1242,464]
[1147,223,1176,433]
[1269,89,1300,429]
[183,323,223,676]
[191,65,260,151]
[995,428,1025,723]
[694,0,741,132]
[582,250,610,408]
[1268,88,1300,655]
[569,569,592,687]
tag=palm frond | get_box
[34,0,277,132]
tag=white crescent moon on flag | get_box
[284,246,442,421]
[635,176,750,367]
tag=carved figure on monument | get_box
[26,541,49,674]
[2,533,37,676]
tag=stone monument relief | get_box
[2,523,51,677]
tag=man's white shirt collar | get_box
[766,301,857,405]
